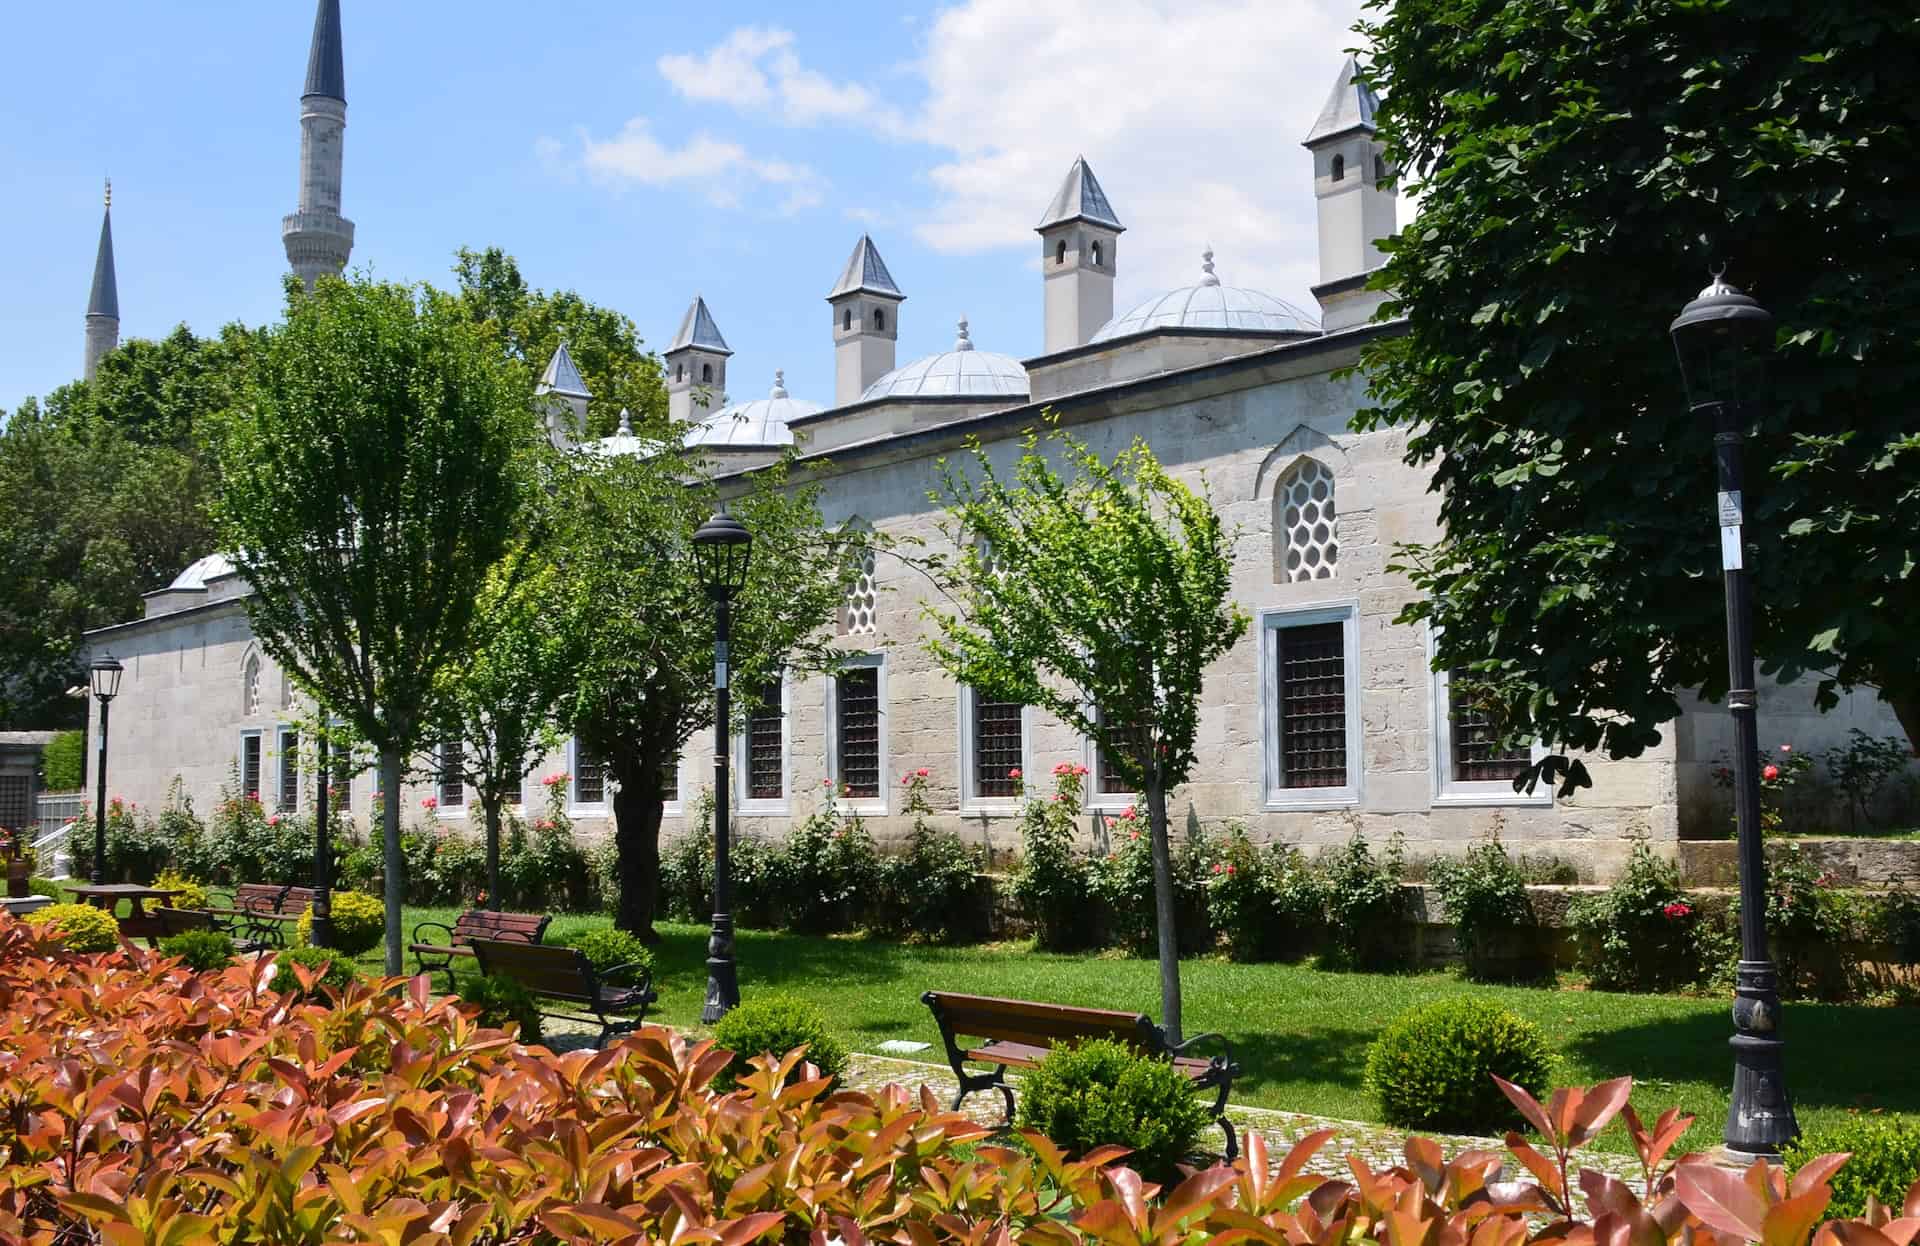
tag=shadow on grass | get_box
[1562,1001,1920,1115]
[1229,1027,1379,1103]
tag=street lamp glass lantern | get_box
[89,653,124,702]
[692,510,754,596]
[1670,271,1775,413]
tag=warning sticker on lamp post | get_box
[1718,491,1743,526]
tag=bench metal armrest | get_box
[412,920,455,945]
[601,961,655,992]
[1166,1030,1238,1074]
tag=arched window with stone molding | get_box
[1274,458,1338,582]
[242,653,262,717]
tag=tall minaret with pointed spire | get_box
[1304,56,1395,332]
[1037,156,1123,354]
[83,179,120,381]
[827,234,903,406]
[282,0,355,288]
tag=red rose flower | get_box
[1763,764,1780,781]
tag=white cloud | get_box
[909,0,1382,311]
[656,26,899,134]
[567,117,824,215]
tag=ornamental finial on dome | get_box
[771,369,788,399]
[1200,247,1220,287]
[617,408,632,435]
[954,316,973,351]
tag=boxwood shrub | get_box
[1784,1115,1920,1219]
[24,902,120,952]
[294,890,384,956]
[269,946,358,1000]
[710,993,848,1090]
[1364,996,1555,1130]
[459,973,544,1043]
[1015,1039,1212,1183]
[158,928,236,972]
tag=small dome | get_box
[860,317,1029,401]
[685,372,822,449]
[590,409,647,458]
[169,553,235,590]
[1091,249,1319,342]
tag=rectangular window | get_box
[970,692,1024,800]
[0,775,31,831]
[573,743,606,807]
[747,679,785,801]
[659,761,678,803]
[1096,717,1148,797]
[330,749,353,812]
[276,729,300,812]
[438,742,465,809]
[240,732,263,804]
[1262,605,1361,808]
[1448,677,1532,783]
[834,664,882,801]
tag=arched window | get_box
[701,363,713,383]
[675,364,684,382]
[1330,153,1346,182]
[280,669,294,710]
[1274,458,1338,583]
[1374,154,1388,187]
[1055,239,1067,265]
[838,522,879,636]
[242,654,261,717]
[872,308,885,331]
[842,308,852,331]
[1091,239,1103,266]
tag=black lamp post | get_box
[87,653,123,885]
[692,507,753,1023]
[1670,268,1799,1156]
[310,733,334,949]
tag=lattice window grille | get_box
[843,547,879,635]
[972,694,1023,798]
[0,775,31,831]
[1277,622,1347,788]
[574,748,607,805]
[241,735,263,803]
[747,680,784,800]
[1449,676,1532,783]
[242,656,261,717]
[836,668,882,799]
[1096,716,1149,795]
[438,741,464,808]
[1279,459,1338,582]
[277,730,300,812]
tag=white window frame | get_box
[436,740,468,818]
[326,719,355,815]
[958,685,1028,815]
[1259,601,1363,810]
[273,724,302,814]
[1081,707,1141,813]
[826,653,888,816]
[660,753,684,819]
[568,737,609,817]
[1428,640,1550,807]
[238,729,264,805]
[737,676,791,816]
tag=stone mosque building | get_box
[80,0,1904,878]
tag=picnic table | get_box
[63,883,183,940]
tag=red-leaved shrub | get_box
[0,913,1915,1245]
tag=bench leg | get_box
[998,1083,1015,1126]
[1218,1113,1239,1163]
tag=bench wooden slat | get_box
[468,938,655,1048]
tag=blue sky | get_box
[0,0,1371,417]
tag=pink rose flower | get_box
[1123,805,1137,820]
[423,796,439,810]
[1226,864,1236,875]
[1780,744,1793,753]
[916,767,930,779]
[1763,764,1780,781]
[267,815,281,827]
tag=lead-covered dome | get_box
[860,318,1029,401]
[169,553,235,590]
[685,372,820,448]
[1091,249,1318,342]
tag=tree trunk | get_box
[380,748,404,975]
[1888,693,1920,759]
[1145,776,1182,1044]
[482,793,503,911]
[611,753,665,942]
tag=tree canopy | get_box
[1354,0,1920,755]
[215,274,544,969]
[925,423,1248,1040]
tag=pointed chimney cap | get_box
[87,184,119,321]
[537,340,591,399]
[827,234,904,301]
[1304,55,1379,146]
[1037,156,1124,233]
[303,0,346,101]
[668,296,732,355]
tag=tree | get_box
[453,248,669,440]
[554,443,849,939]
[1353,0,1920,759]
[214,274,542,971]
[924,423,1248,1041]
[426,555,577,907]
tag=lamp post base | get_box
[1725,959,1798,1155]
[701,913,739,1024]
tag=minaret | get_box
[83,180,120,381]
[827,235,903,406]
[535,341,592,447]
[1303,56,1396,332]
[1036,156,1123,353]
[282,0,355,288]
[664,296,732,425]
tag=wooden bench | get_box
[921,991,1242,1160]
[203,884,317,948]
[409,909,552,991]
[469,939,656,1048]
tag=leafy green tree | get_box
[214,274,543,971]
[1354,0,1920,757]
[925,423,1247,1041]
[426,556,577,907]
[453,248,669,440]
[554,444,849,938]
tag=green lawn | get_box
[340,908,1913,1155]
